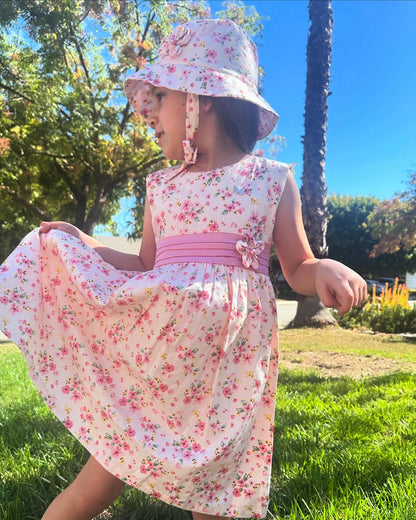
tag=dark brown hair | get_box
[210,97,259,153]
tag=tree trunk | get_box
[289,295,336,328]
[293,0,336,327]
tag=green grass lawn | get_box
[1,330,416,520]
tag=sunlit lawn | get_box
[1,329,416,519]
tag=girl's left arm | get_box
[273,173,367,315]
[39,196,156,272]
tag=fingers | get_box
[318,274,368,316]
[39,221,56,233]
[321,281,367,316]
[38,221,80,238]
[319,283,353,316]
[334,285,355,316]
[353,277,368,307]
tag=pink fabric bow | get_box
[182,139,198,165]
[236,238,265,270]
[177,140,198,175]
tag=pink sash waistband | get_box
[154,232,270,275]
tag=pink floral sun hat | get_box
[124,18,279,141]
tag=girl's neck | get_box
[186,125,249,173]
[184,103,251,172]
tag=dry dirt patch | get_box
[279,349,416,379]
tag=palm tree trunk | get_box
[292,0,335,327]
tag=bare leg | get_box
[41,455,125,520]
[192,513,228,520]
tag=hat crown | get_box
[156,19,259,91]
[123,18,279,140]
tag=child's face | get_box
[149,87,187,161]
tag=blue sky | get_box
[99,0,416,235]
[214,0,416,200]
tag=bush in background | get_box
[337,279,416,333]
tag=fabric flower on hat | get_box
[158,26,194,58]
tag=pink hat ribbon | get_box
[179,93,199,172]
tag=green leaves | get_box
[0,1,264,261]
[0,0,167,252]
[327,192,416,278]
[367,171,416,258]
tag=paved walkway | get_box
[276,299,298,329]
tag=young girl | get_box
[0,19,366,520]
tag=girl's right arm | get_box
[39,196,156,272]
[273,173,367,315]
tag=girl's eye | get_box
[156,92,164,102]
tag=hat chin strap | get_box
[179,93,199,172]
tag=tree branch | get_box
[119,101,132,133]
[30,150,74,160]
[53,158,81,199]
[0,184,50,221]
[69,21,99,124]
[0,81,33,103]
[105,156,164,193]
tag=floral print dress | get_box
[0,155,289,519]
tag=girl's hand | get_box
[315,259,367,316]
[39,221,82,239]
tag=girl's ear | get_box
[201,96,213,113]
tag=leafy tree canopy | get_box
[327,192,416,278]
[0,0,264,261]
[367,170,416,262]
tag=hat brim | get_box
[124,62,279,140]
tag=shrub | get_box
[377,278,409,308]
[337,278,416,333]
